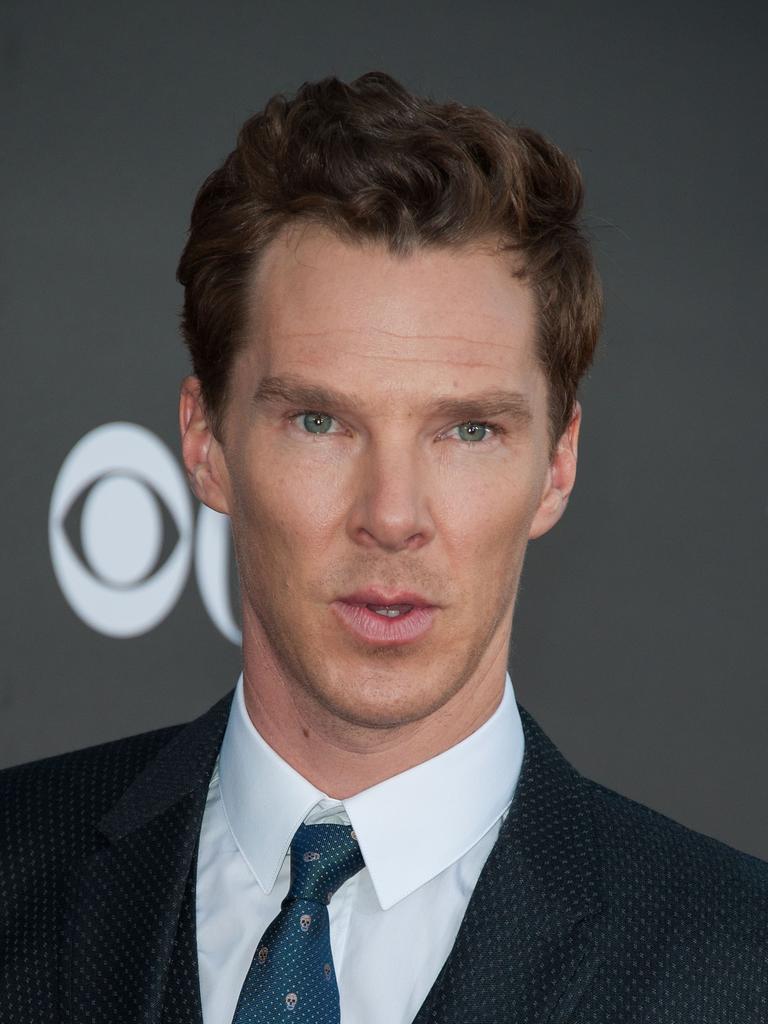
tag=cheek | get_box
[228,458,344,578]
[263,462,347,540]
[438,462,543,551]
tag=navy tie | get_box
[231,822,365,1022]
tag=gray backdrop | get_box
[2,0,767,860]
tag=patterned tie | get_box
[231,822,365,1022]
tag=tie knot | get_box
[285,822,365,905]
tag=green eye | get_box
[301,412,334,434]
[456,421,490,442]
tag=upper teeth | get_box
[369,604,412,617]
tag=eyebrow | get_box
[251,374,533,424]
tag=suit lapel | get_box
[158,825,205,1024]
[61,691,603,1024]
[412,704,606,1024]
[61,692,233,1024]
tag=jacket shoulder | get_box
[584,774,768,895]
[0,724,185,874]
[571,776,768,1015]
[0,724,190,1019]
[583,775,768,972]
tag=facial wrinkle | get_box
[273,327,528,352]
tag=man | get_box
[1,71,766,1024]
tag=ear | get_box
[179,376,232,515]
[528,401,582,541]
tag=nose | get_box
[347,436,435,552]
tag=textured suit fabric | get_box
[1,689,767,1023]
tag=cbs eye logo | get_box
[48,422,240,642]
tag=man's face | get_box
[185,225,578,730]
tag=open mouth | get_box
[366,603,414,617]
[332,600,436,645]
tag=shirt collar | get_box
[219,671,525,910]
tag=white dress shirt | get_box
[195,672,525,1024]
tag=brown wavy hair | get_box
[177,72,602,449]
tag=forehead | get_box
[240,224,542,404]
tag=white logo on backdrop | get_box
[48,422,240,643]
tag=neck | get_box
[240,621,511,799]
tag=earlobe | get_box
[528,402,581,541]
[178,376,231,515]
[528,482,565,541]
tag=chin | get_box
[328,697,440,731]
[309,666,456,731]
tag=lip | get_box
[338,589,437,608]
[332,599,437,646]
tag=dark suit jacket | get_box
[1,689,766,1023]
